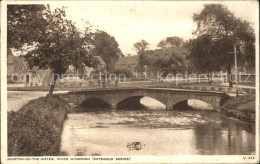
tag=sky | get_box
[51,1,258,55]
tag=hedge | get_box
[8,96,69,156]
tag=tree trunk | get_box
[48,74,58,97]
[208,72,212,85]
[227,65,233,87]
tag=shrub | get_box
[221,94,255,112]
[128,76,151,81]
[8,111,60,156]
[221,94,255,123]
[114,68,133,77]
[8,96,69,156]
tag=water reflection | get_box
[60,98,255,156]
[194,119,255,155]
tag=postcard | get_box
[1,0,259,163]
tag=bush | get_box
[8,96,69,156]
[128,77,151,81]
[221,94,255,112]
[8,111,59,156]
[221,94,255,123]
[114,68,133,77]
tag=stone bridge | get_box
[56,88,229,111]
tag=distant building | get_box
[7,49,53,85]
[115,56,138,73]
[7,49,30,83]
[66,56,106,76]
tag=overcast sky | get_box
[51,1,258,55]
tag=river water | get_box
[60,98,255,156]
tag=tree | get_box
[157,36,184,49]
[92,31,121,72]
[134,40,149,72]
[7,5,47,49]
[21,7,98,96]
[151,53,186,75]
[186,35,223,84]
[157,40,167,49]
[192,4,255,87]
[186,35,221,73]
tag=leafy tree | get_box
[192,4,255,87]
[92,31,121,72]
[20,7,98,95]
[186,35,223,84]
[157,36,184,49]
[134,40,149,72]
[7,5,47,49]
[152,53,186,75]
[157,40,167,49]
[186,35,221,73]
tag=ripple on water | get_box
[61,108,255,155]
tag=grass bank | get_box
[221,94,255,123]
[8,96,70,156]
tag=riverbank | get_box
[221,94,255,123]
[8,96,69,156]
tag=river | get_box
[7,91,255,155]
[60,97,255,156]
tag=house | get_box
[7,49,53,85]
[7,49,29,83]
[115,56,139,73]
[66,56,107,76]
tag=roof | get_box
[7,49,15,64]
[7,48,32,71]
[115,56,138,65]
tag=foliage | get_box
[7,5,47,49]
[190,4,255,86]
[128,77,151,81]
[143,48,187,75]
[153,53,186,75]
[8,6,99,95]
[92,31,122,72]
[186,35,222,73]
[114,68,132,77]
[221,94,255,123]
[222,94,255,111]
[8,111,59,156]
[157,36,184,49]
[8,96,69,156]
[24,8,97,74]
[134,40,149,72]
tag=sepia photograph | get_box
[1,0,259,163]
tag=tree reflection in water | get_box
[194,118,255,155]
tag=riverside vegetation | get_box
[221,94,255,123]
[8,96,69,156]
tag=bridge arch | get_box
[79,98,110,108]
[171,99,214,110]
[166,95,219,110]
[116,96,167,109]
